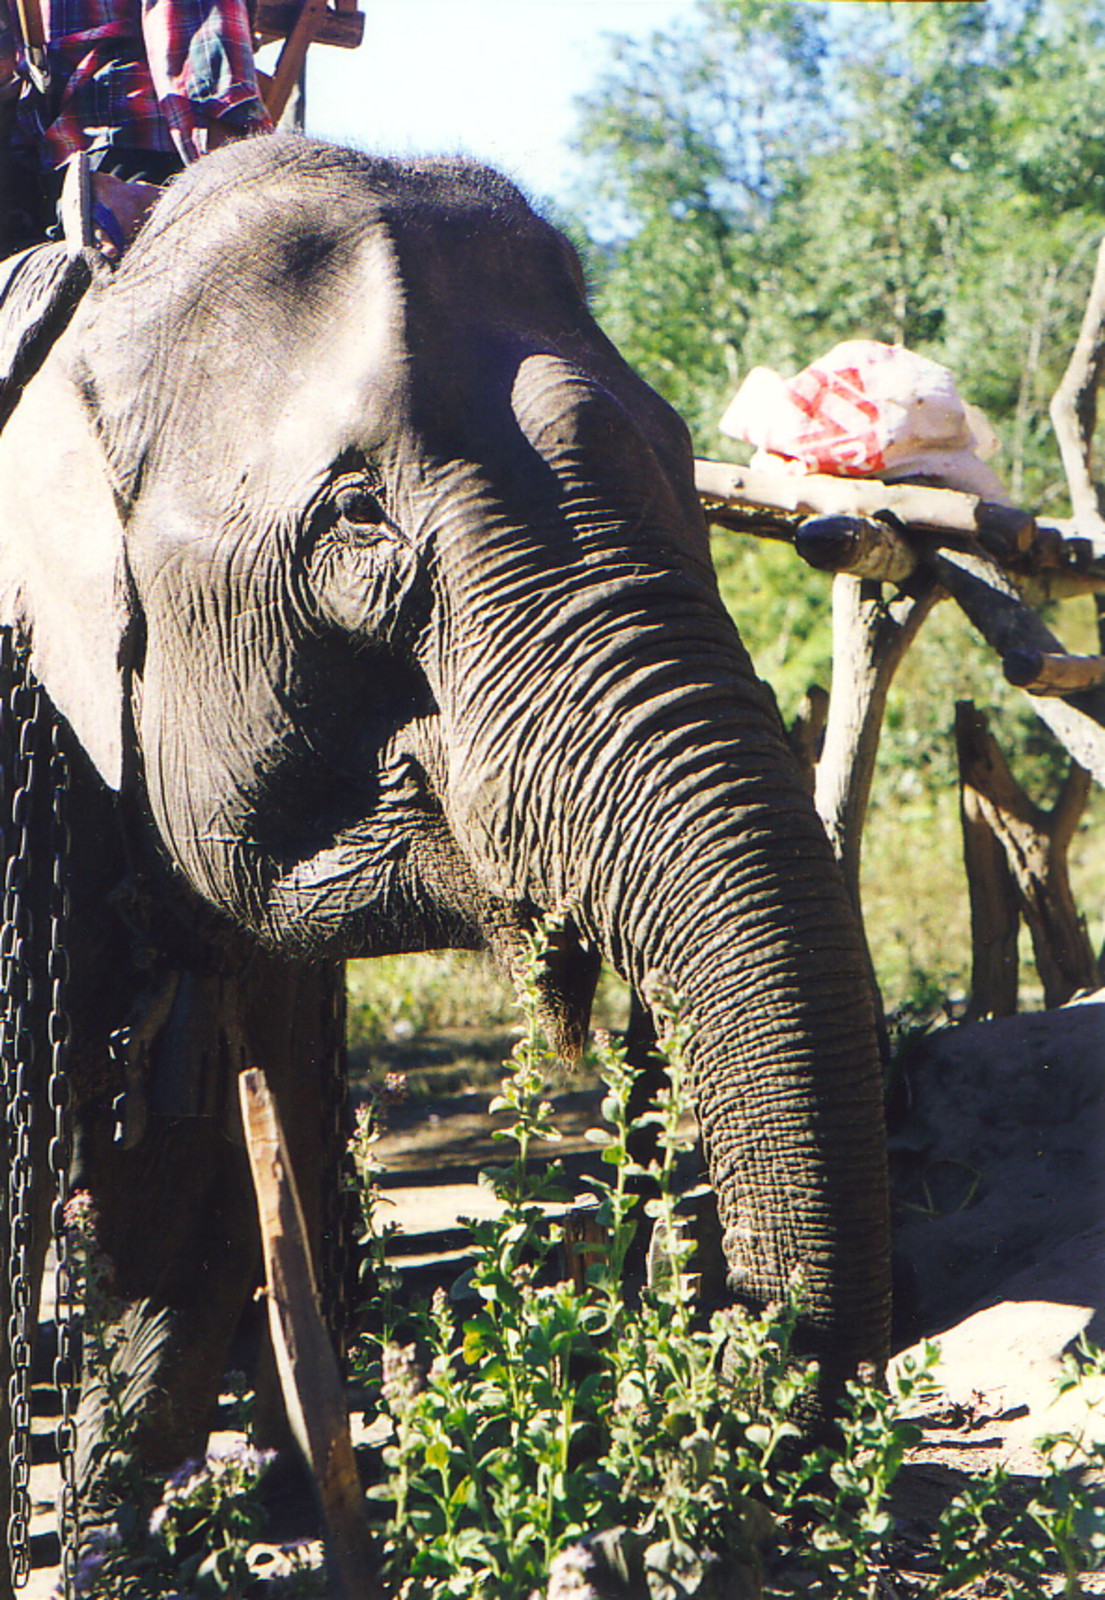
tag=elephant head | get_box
[0,134,890,1388]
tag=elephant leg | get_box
[70,953,347,1544]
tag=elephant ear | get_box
[0,353,131,790]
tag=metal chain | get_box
[48,719,77,1600]
[1,639,40,1588]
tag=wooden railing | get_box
[694,241,1105,1021]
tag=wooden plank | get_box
[264,0,329,122]
[256,2,364,48]
[239,1067,382,1600]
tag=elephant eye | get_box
[334,485,387,531]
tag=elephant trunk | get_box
[429,352,891,1382]
[608,702,890,1381]
[449,614,892,1383]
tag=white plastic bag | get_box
[720,339,1008,499]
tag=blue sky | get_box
[300,0,691,202]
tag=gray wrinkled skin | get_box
[0,134,890,1562]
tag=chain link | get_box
[48,719,77,1599]
[1,637,40,1588]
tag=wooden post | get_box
[814,574,938,915]
[239,1067,382,1600]
[952,704,1099,1009]
[955,702,1021,1019]
[812,574,939,1040]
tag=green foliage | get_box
[568,0,1105,1014]
[352,924,1105,1597]
[572,0,1105,497]
[357,937,814,1596]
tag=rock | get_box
[889,995,1105,1474]
[890,993,1104,1339]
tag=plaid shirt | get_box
[1,0,271,169]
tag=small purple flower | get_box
[62,1190,98,1239]
[382,1071,409,1103]
[544,1544,598,1599]
[381,1341,422,1407]
[73,1527,120,1596]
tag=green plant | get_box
[355,929,816,1596]
[353,923,1105,1598]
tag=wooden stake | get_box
[239,1067,382,1600]
[953,704,1099,1010]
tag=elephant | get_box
[0,132,890,1580]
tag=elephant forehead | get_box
[91,226,410,508]
[260,231,409,481]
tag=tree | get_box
[568,0,1105,1005]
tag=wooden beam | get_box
[926,546,1105,785]
[256,1,364,47]
[1003,649,1105,696]
[694,458,1017,538]
[696,458,1105,589]
[239,1068,381,1600]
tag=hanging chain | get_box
[48,719,77,1600]
[1,638,40,1588]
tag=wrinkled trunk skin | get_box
[481,654,890,1386]
[431,360,892,1384]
